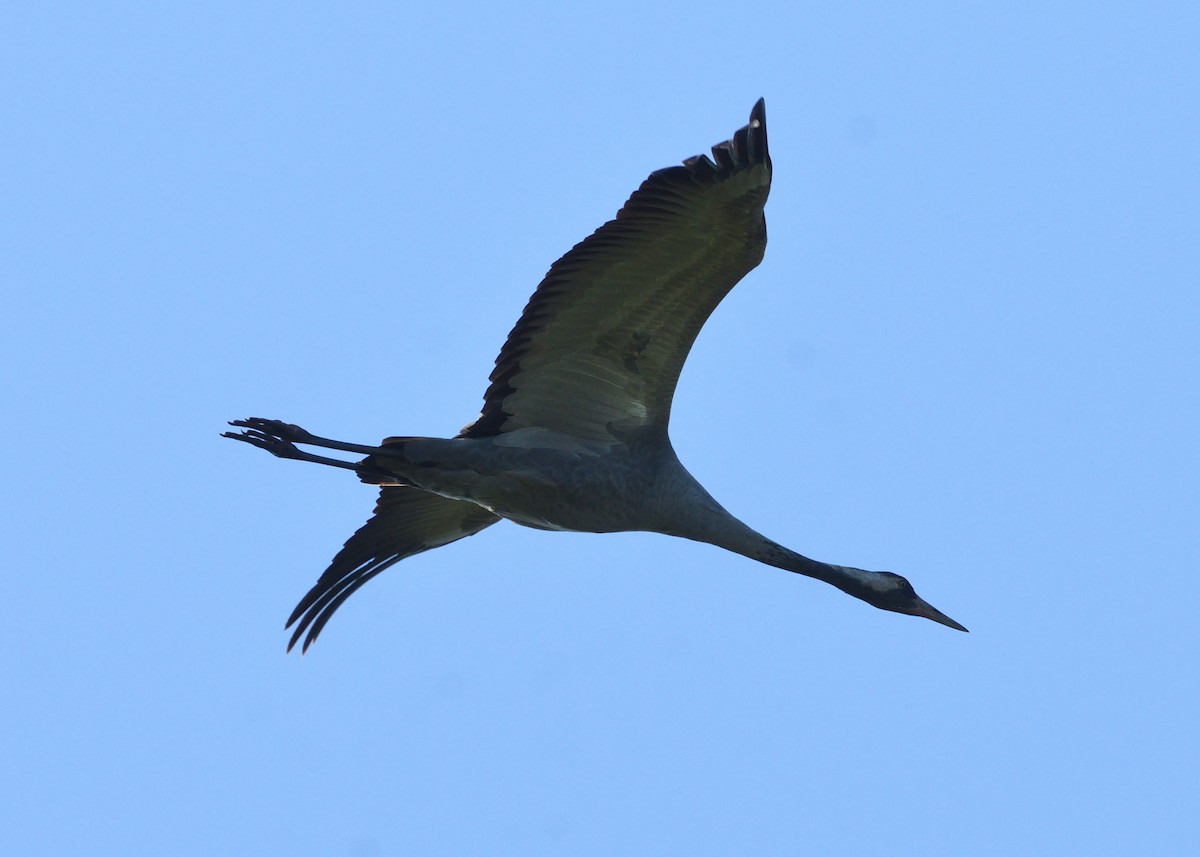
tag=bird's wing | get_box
[285,487,499,652]
[460,99,772,444]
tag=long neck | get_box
[653,466,875,602]
[700,508,874,598]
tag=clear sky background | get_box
[4,3,1198,855]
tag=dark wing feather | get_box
[461,99,772,443]
[285,487,499,652]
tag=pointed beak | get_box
[910,597,969,632]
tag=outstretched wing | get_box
[461,99,772,443]
[286,487,499,652]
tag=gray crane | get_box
[225,99,966,652]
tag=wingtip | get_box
[747,98,769,170]
[285,625,303,654]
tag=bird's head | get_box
[859,571,968,632]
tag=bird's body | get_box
[226,100,966,651]
[363,432,732,538]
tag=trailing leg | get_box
[222,418,397,481]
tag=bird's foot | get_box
[222,418,316,461]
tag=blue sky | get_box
[4,2,1198,855]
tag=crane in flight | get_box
[225,99,966,652]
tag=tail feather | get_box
[356,436,418,485]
